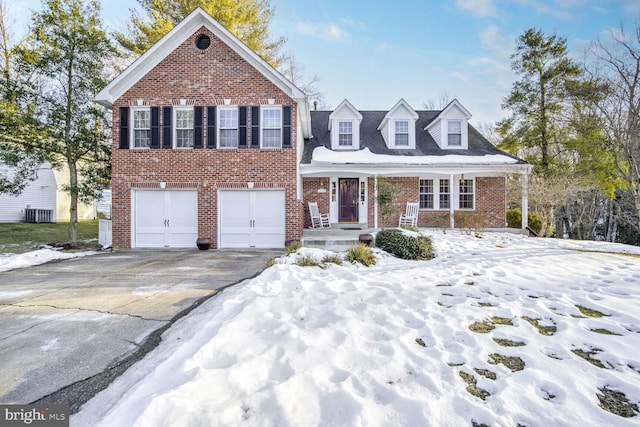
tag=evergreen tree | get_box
[116,0,284,66]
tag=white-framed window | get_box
[439,179,450,209]
[419,179,434,209]
[174,107,194,148]
[448,120,462,146]
[219,107,238,148]
[262,107,282,148]
[395,120,409,146]
[132,107,150,148]
[338,121,353,146]
[459,179,474,209]
[419,178,455,210]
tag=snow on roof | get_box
[311,146,520,165]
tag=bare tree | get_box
[279,52,327,110]
[587,23,640,236]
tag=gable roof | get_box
[95,8,311,137]
[302,110,526,165]
[377,98,419,131]
[424,99,472,131]
[328,99,362,131]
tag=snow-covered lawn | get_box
[65,231,640,426]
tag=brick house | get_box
[96,8,530,249]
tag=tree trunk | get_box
[68,160,78,242]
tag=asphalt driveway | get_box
[0,248,278,412]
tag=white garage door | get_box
[219,190,285,248]
[133,190,198,248]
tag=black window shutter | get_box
[162,107,172,148]
[150,107,160,148]
[282,105,292,148]
[206,106,216,148]
[119,107,129,149]
[238,106,247,148]
[250,106,260,148]
[194,106,203,148]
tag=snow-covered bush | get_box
[375,228,434,260]
[345,244,376,266]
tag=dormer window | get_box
[425,99,472,150]
[338,121,353,146]
[378,99,418,150]
[448,120,462,146]
[394,120,409,146]
[329,99,362,150]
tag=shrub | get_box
[345,244,376,266]
[295,255,320,267]
[375,228,434,260]
[455,211,490,237]
[285,241,302,254]
[321,254,343,266]
[264,258,277,269]
[506,208,542,234]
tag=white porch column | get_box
[521,171,529,230]
[449,174,455,229]
[374,175,379,229]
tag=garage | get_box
[219,190,285,248]
[133,190,198,248]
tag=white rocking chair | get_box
[308,202,331,228]
[398,202,419,227]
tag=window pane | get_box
[395,133,409,145]
[448,120,462,146]
[440,179,450,209]
[263,129,281,147]
[176,129,194,148]
[338,134,353,146]
[220,129,238,147]
[220,109,238,128]
[134,130,150,148]
[395,120,408,133]
[459,179,474,209]
[176,110,194,129]
[448,134,462,146]
[133,110,150,129]
[419,179,434,209]
[339,121,352,133]
[262,109,281,128]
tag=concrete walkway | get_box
[0,248,277,411]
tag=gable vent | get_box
[196,34,211,50]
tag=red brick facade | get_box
[302,176,506,229]
[110,27,302,248]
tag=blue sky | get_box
[12,0,640,125]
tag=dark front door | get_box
[339,178,359,222]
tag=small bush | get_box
[345,244,376,266]
[285,241,302,254]
[264,258,277,269]
[506,208,542,234]
[321,254,343,266]
[375,228,434,260]
[455,211,490,237]
[296,255,320,267]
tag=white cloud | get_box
[451,71,469,81]
[455,0,497,17]
[294,20,348,41]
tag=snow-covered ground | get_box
[0,247,96,272]
[56,231,640,425]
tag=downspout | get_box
[521,171,529,230]
[449,174,455,229]
[374,175,379,229]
